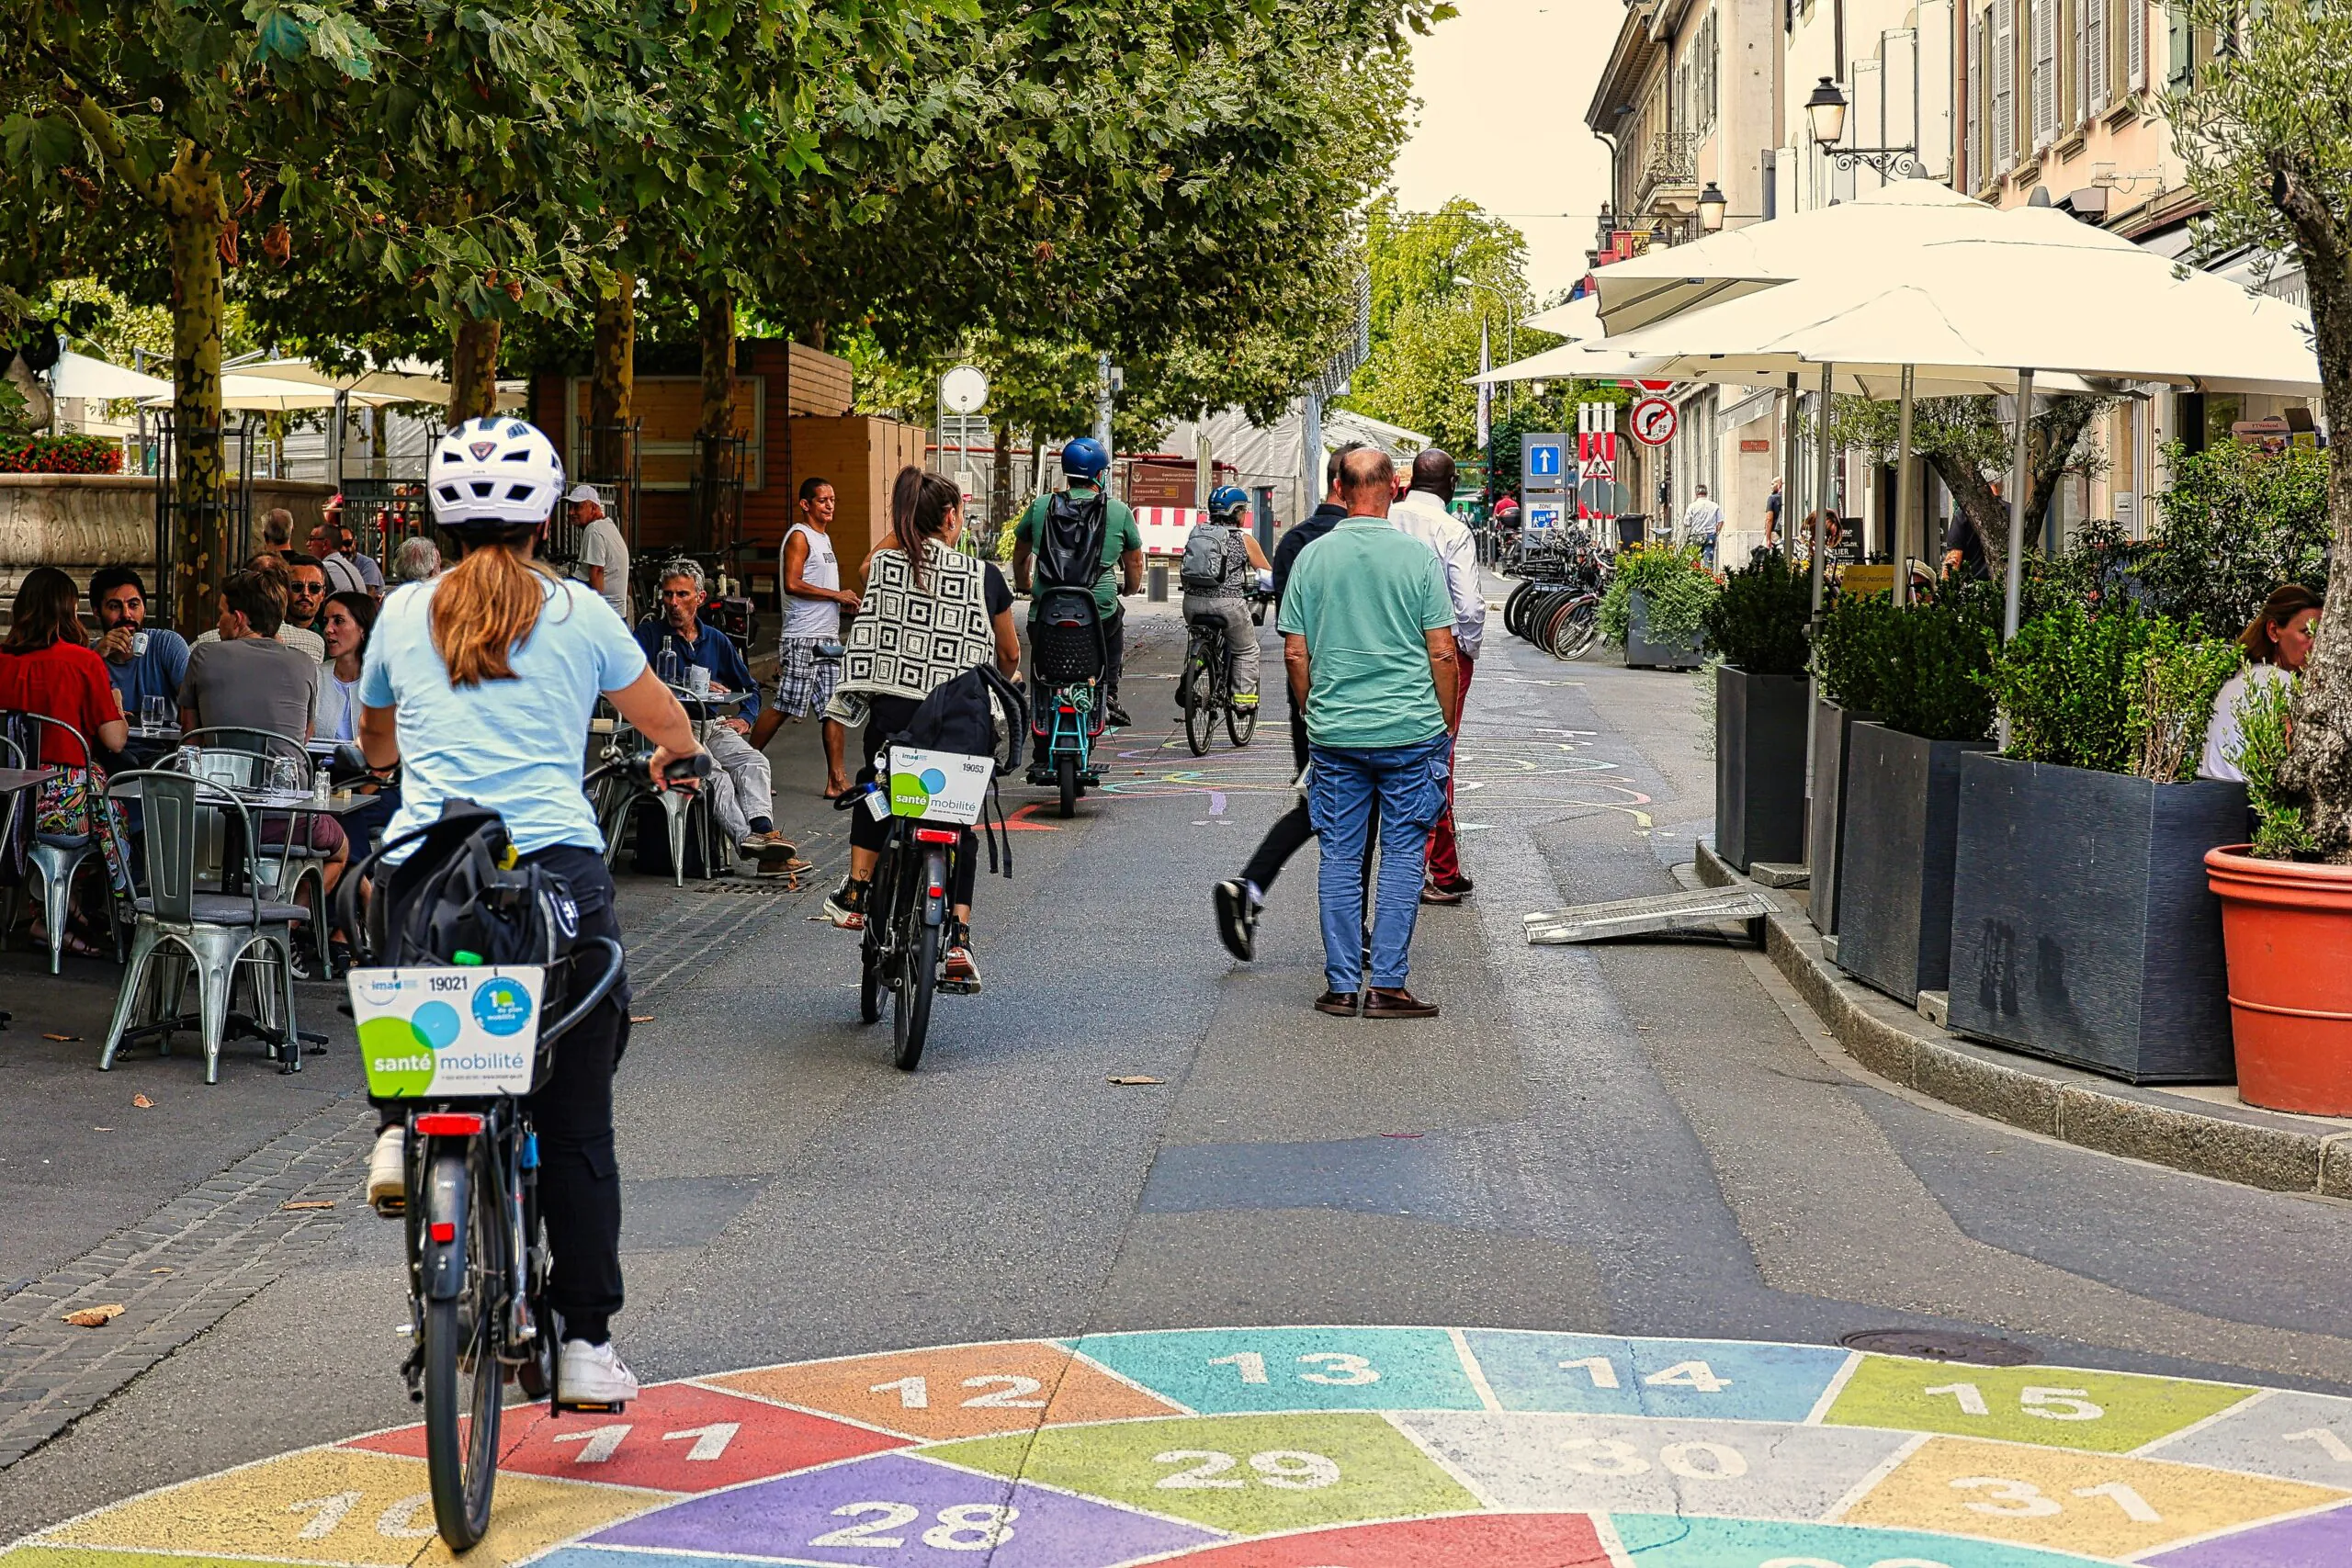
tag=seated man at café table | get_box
[634,559,800,871]
[280,552,332,643]
[178,566,348,970]
[88,567,189,728]
[189,554,325,661]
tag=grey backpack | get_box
[1181,525,1232,593]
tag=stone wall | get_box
[0,475,335,601]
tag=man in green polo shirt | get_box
[1278,446,1462,1021]
[1012,436,1144,727]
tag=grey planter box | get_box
[1625,588,1705,670]
[1837,722,1993,1005]
[1806,698,1876,935]
[1716,667,1808,873]
[1946,752,2246,1083]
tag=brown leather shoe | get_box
[1420,883,1465,905]
[1363,987,1439,1019]
[1314,991,1362,1017]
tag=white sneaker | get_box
[368,1126,406,1216]
[558,1337,641,1406]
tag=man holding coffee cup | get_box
[633,558,798,870]
[88,567,189,725]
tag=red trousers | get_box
[1426,652,1474,887]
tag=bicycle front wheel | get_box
[893,919,937,1071]
[422,1140,504,1551]
[1185,657,1219,756]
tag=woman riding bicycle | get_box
[822,468,1020,987]
[356,416,705,1406]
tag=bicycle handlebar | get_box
[584,751,714,789]
[539,935,627,1047]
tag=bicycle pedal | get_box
[555,1399,627,1415]
[937,978,979,996]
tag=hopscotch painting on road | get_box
[10,1326,2352,1568]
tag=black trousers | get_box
[373,843,630,1342]
[1104,604,1126,701]
[1239,705,1374,897]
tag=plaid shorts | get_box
[775,636,841,718]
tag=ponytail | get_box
[888,465,960,591]
[430,531,557,685]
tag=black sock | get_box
[564,1315,609,1346]
[749,816,774,835]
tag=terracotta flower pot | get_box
[2205,846,2352,1114]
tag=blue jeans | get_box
[1306,733,1451,994]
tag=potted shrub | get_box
[1805,586,1889,934]
[2207,679,2352,1111]
[1949,602,2246,1082]
[1817,583,1998,1005]
[1600,542,1716,670]
[1703,552,1811,873]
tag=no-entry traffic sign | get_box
[1631,397,1678,446]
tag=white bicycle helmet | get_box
[428,416,565,530]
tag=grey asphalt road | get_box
[6,593,2352,1537]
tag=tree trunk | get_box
[695,282,736,554]
[162,150,227,631]
[2270,181,2352,861]
[448,316,502,423]
[1928,450,2009,581]
[590,273,634,480]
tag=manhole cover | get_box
[1838,1328,2036,1365]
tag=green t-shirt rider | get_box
[1012,436,1144,728]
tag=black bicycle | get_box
[856,806,965,1070]
[341,753,704,1551]
[1180,614,1258,756]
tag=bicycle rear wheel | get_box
[893,919,937,1071]
[1553,596,1601,660]
[1226,693,1257,747]
[422,1139,503,1551]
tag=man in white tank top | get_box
[774,477,862,796]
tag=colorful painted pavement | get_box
[12,1327,2352,1567]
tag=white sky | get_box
[1389,0,1622,303]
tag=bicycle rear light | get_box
[429,1221,457,1243]
[914,828,959,844]
[416,1112,484,1136]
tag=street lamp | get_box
[1697,182,1727,232]
[1804,74,1920,180]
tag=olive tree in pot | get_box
[1815,582,1998,1005]
[1703,552,1811,873]
[1951,602,2245,1082]
[1600,542,1717,670]
[2176,3,2352,1113]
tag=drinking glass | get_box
[685,663,711,696]
[269,756,301,797]
[141,695,167,731]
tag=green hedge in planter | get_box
[2231,674,2318,859]
[1813,581,1997,742]
[1986,602,2241,781]
[1701,551,1810,674]
[1600,542,1719,648]
[0,433,124,474]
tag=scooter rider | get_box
[357,416,707,1407]
[1013,437,1143,727]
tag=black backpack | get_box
[1034,488,1108,592]
[883,663,1029,880]
[343,800,583,969]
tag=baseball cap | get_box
[565,483,602,504]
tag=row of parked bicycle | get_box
[1501,533,1612,661]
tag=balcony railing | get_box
[1634,130,1700,214]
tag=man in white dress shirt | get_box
[1385,447,1487,902]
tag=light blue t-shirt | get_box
[359,573,648,857]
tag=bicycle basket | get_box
[1032,588,1104,685]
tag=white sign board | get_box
[941,366,989,414]
[888,746,993,826]
[350,966,548,1099]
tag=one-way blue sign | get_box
[1521,433,1568,492]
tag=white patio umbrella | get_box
[1522,295,1602,338]
[47,351,171,401]
[235,356,454,404]
[1596,220,2322,630]
[141,375,405,412]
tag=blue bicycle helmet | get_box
[1207,485,1250,524]
[1060,436,1109,479]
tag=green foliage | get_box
[2232,674,2320,859]
[2134,625,2244,784]
[0,432,121,474]
[1702,551,1811,675]
[2144,440,2331,635]
[1814,583,1998,742]
[1600,542,1720,646]
[1986,600,2236,779]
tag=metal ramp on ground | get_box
[1523,886,1775,946]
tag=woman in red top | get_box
[0,567,130,952]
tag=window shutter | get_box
[1968,9,1984,183]
[2071,0,2086,127]
[2126,0,2145,91]
[2086,0,2108,112]
[1994,0,2016,169]
[2032,0,2057,147]
[2168,0,2190,86]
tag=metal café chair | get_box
[98,770,312,1084]
[180,726,338,976]
[0,711,130,973]
[595,716,721,886]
